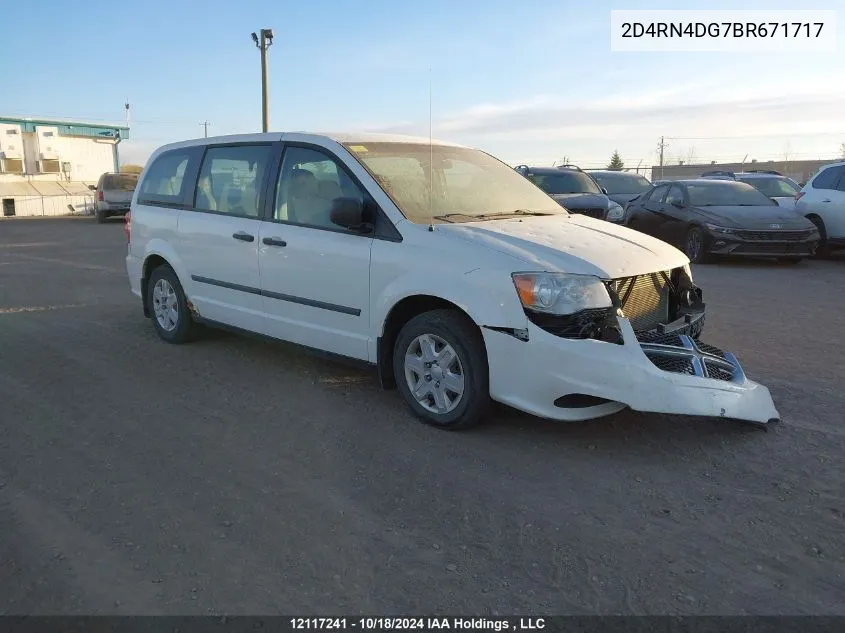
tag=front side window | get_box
[138,149,195,205]
[194,144,272,217]
[275,146,364,230]
[646,184,669,202]
[665,185,685,206]
[343,142,565,224]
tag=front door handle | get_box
[822,199,831,203]
[262,236,287,247]
[233,231,255,242]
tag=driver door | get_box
[257,144,374,360]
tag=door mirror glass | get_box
[329,197,368,231]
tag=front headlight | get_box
[606,202,625,221]
[512,272,612,315]
[705,223,734,234]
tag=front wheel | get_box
[393,309,490,430]
[684,226,709,264]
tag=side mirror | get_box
[329,197,371,232]
[88,184,97,191]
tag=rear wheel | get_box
[146,265,200,344]
[393,309,490,430]
[684,226,709,264]
[95,208,107,223]
[778,257,803,265]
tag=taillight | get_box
[97,190,104,201]
[124,211,131,243]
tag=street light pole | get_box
[251,28,274,132]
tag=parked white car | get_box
[795,160,845,255]
[125,133,779,429]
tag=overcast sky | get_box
[2,0,842,169]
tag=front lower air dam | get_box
[634,327,781,429]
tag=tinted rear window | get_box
[528,171,601,195]
[687,181,775,206]
[103,174,138,191]
[589,171,652,194]
[737,176,799,198]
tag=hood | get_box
[549,193,609,209]
[771,197,797,209]
[691,205,814,230]
[438,214,689,279]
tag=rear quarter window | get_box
[138,147,202,207]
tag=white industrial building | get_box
[0,116,130,217]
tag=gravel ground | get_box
[0,217,843,615]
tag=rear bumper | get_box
[98,202,131,214]
[483,315,779,426]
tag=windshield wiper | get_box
[477,209,554,218]
[431,213,475,223]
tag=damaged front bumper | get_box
[482,314,780,427]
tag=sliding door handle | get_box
[262,236,287,247]
[232,231,255,242]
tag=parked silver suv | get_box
[92,172,138,223]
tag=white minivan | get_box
[125,132,779,429]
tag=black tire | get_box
[95,208,107,223]
[684,226,709,264]
[393,309,490,430]
[146,264,199,344]
[778,257,803,265]
[807,215,830,258]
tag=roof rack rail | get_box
[557,164,583,171]
[745,169,782,175]
[701,170,736,179]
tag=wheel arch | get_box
[139,243,189,318]
[376,294,482,390]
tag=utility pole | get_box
[200,121,210,138]
[657,136,668,178]
[251,28,274,132]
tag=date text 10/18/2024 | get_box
[290,618,547,631]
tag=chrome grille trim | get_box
[641,335,744,383]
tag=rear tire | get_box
[95,208,107,224]
[778,257,803,265]
[146,265,200,344]
[684,226,709,264]
[393,309,490,430]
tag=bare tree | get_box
[685,146,698,165]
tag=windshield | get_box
[737,176,800,198]
[687,181,777,206]
[343,142,566,224]
[589,171,652,194]
[528,171,602,195]
[103,174,139,191]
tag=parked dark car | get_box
[91,172,139,223]
[625,179,820,264]
[586,169,653,207]
[514,164,625,223]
